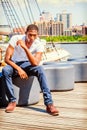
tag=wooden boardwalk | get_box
[0,83,87,130]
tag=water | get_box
[60,43,87,58]
[0,42,87,59]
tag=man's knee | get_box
[2,65,13,76]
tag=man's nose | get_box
[30,36,35,39]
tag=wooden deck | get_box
[0,83,87,130]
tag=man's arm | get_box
[5,45,28,79]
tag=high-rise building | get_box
[56,11,72,30]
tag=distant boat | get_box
[41,39,71,63]
[41,45,70,63]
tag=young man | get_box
[2,24,59,116]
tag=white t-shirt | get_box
[8,35,45,63]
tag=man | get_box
[2,24,59,116]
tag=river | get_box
[57,43,87,58]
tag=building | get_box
[56,11,72,30]
[82,26,87,35]
[72,25,82,35]
[0,25,11,35]
[35,20,64,36]
[50,20,63,36]
[40,11,53,22]
[13,27,26,34]
[63,30,72,36]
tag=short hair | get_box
[25,24,39,34]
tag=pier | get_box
[0,82,87,130]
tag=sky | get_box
[38,0,87,25]
[0,0,87,27]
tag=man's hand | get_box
[17,40,26,49]
[17,67,28,80]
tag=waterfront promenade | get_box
[0,82,87,130]
[0,42,87,130]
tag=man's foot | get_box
[46,104,59,116]
[5,102,16,113]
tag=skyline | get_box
[0,0,87,27]
[38,0,87,25]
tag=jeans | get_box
[2,61,53,106]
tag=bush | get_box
[40,35,87,43]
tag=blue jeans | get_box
[2,61,53,106]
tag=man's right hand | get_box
[17,67,28,80]
[17,40,26,50]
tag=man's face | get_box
[26,30,38,43]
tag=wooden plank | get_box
[0,83,87,130]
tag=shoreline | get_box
[0,41,87,44]
[47,41,87,44]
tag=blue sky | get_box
[0,0,87,26]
